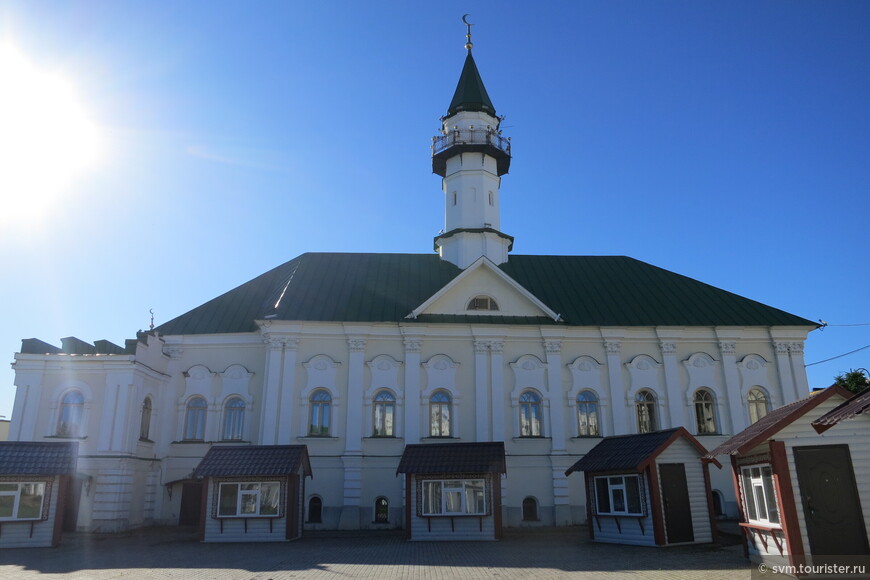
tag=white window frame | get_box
[0,481,47,521]
[577,390,601,437]
[216,481,282,518]
[519,390,543,437]
[57,390,85,437]
[693,388,718,435]
[593,474,645,516]
[635,390,658,434]
[420,478,487,516]
[429,390,452,437]
[372,390,396,437]
[308,389,332,436]
[740,464,780,527]
[221,397,246,441]
[183,396,208,441]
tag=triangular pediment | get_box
[407,257,560,321]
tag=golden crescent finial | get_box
[462,14,473,52]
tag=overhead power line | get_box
[806,344,870,367]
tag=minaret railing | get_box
[432,128,511,157]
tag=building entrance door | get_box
[794,445,869,560]
[659,463,694,544]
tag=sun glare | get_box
[0,43,102,225]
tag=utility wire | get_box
[806,344,870,367]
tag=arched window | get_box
[57,390,84,437]
[747,388,770,424]
[522,497,538,521]
[139,397,152,441]
[694,389,717,434]
[373,390,395,437]
[635,390,658,433]
[519,390,543,437]
[183,396,207,441]
[307,496,322,523]
[374,497,389,523]
[309,390,332,436]
[577,390,600,437]
[467,295,499,311]
[222,397,246,440]
[429,391,452,437]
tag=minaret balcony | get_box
[432,128,511,177]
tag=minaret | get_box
[432,17,512,269]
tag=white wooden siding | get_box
[408,476,496,541]
[777,397,870,565]
[0,476,60,549]
[591,477,655,547]
[202,480,288,543]
[656,438,713,544]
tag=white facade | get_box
[9,320,812,532]
[6,42,816,536]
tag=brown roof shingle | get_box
[704,385,851,458]
[193,445,312,478]
[812,387,870,434]
[565,428,713,475]
[0,441,78,476]
[397,442,506,475]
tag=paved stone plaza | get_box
[0,526,752,579]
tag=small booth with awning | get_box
[705,385,870,570]
[565,427,718,547]
[0,441,78,548]
[397,441,506,541]
[193,444,312,542]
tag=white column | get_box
[276,338,300,443]
[403,336,422,444]
[659,341,685,429]
[544,340,566,452]
[98,376,121,452]
[259,337,285,445]
[789,342,810,400]
[474,340,490,441]
[718,340,746,434]
[604,340,628,434]
[773,341,795,405]
[490,340,505,442]
[344,338,367,453]
[10,370,42,441]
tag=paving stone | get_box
[0,526,752,579]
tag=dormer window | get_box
[467,295,499,311]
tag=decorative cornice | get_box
[347,338,367,352]
[164,347,184,360]
[489,340,504,354]
[788,342,804,355]
[544,340,562,354]
[718,341,737,356]
[659,342,677,356]
[604,341,622,355]
[473,340,490,354]
[774,341,790,355]
[403,337,423,353]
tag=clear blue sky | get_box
[1,1,868,418]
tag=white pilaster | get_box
[788,342,809,400]
[604,340,628,434]
[259,337,284,445]
[772,340,796,405]
[403,336,423,444]
[474,339,490,441]
[344,337,367,453]
[490,340,505,442]
[544,340,566,452]
[276,338,300,443]
[717,340,746,434]
[658,341,686,430]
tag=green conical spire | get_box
[447,51,496,117]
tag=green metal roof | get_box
[447,52,496,117]
[154,252,816,336]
